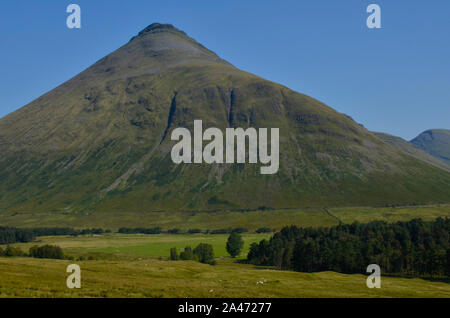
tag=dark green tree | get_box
[247,218,450,278]
[29,245,64,259]
[226,232,244,258]
[170,247,179,260]
[193,243,215,264]
[179,246,195,260]
[446,249,450,278]
[4,245,25,257]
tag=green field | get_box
[11,233,271,260]
[1,204,449,231]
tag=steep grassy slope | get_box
[0,23,450,216]
[374,132,450,172]
[411,129,450,166]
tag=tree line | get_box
[247,218,450,279]
[120,227,257,235]
[1,226,273,244]
[0,244,64,259]
[0,227,34,244]
[0,227,112,244]
[118,227,163,234]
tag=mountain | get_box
[373,132,450,172]
[1,23,450,215]
[410,129,450,166]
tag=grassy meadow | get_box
[1,205,450,298]
[0,257,449,298]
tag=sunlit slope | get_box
[1,23,450,214]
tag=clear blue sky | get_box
[0,0,449,140]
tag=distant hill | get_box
[1,23,450,215]
[410,129,450,166]
[374,132,450,172]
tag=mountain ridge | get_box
[410,129,450,166]
[373,131,450,172]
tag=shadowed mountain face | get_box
[1,23,450,214]
[410,129,450,166]
[373,132,450,172]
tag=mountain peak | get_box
[71,22,232,83]
[130,23,187,42]
[140,23,181,34]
